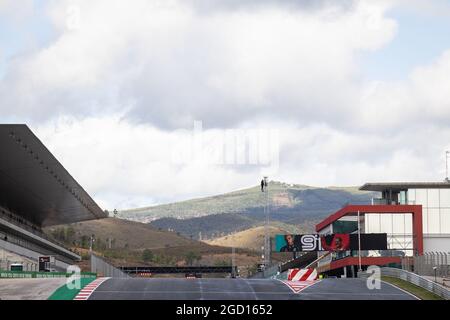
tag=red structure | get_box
[315,205,423,274]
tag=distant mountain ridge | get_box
[118,182,376,239]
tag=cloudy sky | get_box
[1,0,450,210]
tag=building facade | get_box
[315,182,450,277]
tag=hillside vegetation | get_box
[117,181,375,239]
[44,218,261,270]
[204,222,313,251]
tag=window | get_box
[365,214,380,233]
[440,189,450,208]
[422,208,428,233]
[392,214,405,234]
[407,189,416,204]
[399,191,407,205]
[380,214,393,234]
[428,189,440,208]
[440,208,450,234]
[415,189,428,206]
[427,208,440,234]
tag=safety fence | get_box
[381,267,450,300]
[0,270,96,278]
[90,254,129,278]
[402,252,450,278]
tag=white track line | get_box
[73,277,110,300]
[380,280,421,300]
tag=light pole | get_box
[262,176,270,267]
[433,266,437,283]
[231,246,236,278]
[357,210,362,272]
[89,234,95,255]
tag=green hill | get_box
[204,223,311,251]
[44,218,261,269]
[118,182,299,222]
[118,181,376,239]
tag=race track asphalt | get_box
[87,278,417,300]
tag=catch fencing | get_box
[402,252,450,278]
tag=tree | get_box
[214,259,229,267]
[142,249,154,263]
[80,235,89,249]
[65,226,75,243]
[184,251,201,266]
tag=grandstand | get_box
[0,125,107,271]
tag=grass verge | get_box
[381,276,444,300]
[48,277,96,300]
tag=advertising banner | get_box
[275,233,387,252]
[321,234,351,251]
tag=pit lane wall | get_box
[91,254,129,278]
[0,270,97,278]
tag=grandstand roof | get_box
[0,125,106,227]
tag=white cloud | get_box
[34,115,272,209]
[359,49,450,131]
[1,0,450,209]
[0,0,34,22]
[1,0,397,128]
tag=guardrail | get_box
[381,267,450,300]
[0,270,97,279]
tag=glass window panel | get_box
[380,214,393,234]
[422,208,428,234]
[391,235,410,249]
[441,208,450,234]
[408,189,416,204]
[415,189,428,207]
[403,236,414,249]
[399,191,406,205]
[365,214,380,233]
[428,208,440,234]
[404,213,413,234]
[428,189,440,208]
[392,214,405,234]
[440,189,450,208]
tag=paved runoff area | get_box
[0,278,67,300]
[87,278,417,300]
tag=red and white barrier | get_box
[287,268,318,281]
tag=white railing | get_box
[381,267,449,300]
